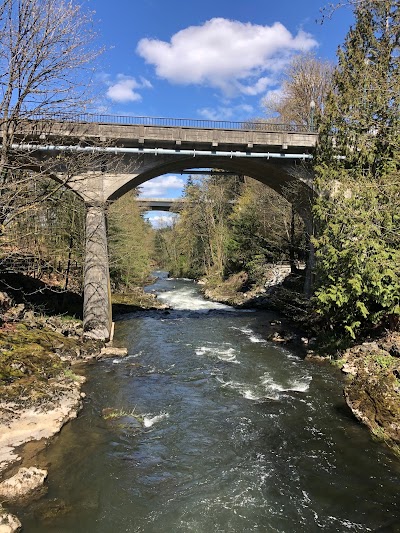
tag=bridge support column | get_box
[83,204,112,340]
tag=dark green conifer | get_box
[313,0,400,338]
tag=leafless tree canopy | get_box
[0,0,104,232]
[319,0,397,21]
[263,53,334,127]
[0,0,99,121]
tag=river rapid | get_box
[13,273,400,532]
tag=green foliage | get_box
[157,175,306,285]
[227,180,305,278]
[313,0,400,338]
[369,353,397,370]
[108,191,154,289]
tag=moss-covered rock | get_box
[0,321,99,404]
[341,341,400,454]
[202,271,250,306]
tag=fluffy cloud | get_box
[106,75,152,103]
[138,175,185,198]
[137,18,317,95]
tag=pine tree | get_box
[313,0,400,338]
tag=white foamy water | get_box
[261,373,312,395]
[230,326,266,343]
[242,389,264,401]
[158,287,233,312]
[216,371,312,401]
[196,345,239,363]
[216,377,269,401]
[143,412,170,428]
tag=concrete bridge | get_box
[8,114,318,340]
[137,198,182,212]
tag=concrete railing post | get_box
[83,203,112,340]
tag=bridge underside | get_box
[137,198,183,212]
[69,153,314,219]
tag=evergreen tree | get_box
[313,0,400,338]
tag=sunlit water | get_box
[13,273,400,532]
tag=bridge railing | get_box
[27,113,315,133]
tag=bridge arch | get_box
[106,155,314,223]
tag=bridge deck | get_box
[11,114,318,154]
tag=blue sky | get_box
[87,0,355,224]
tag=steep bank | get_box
[201,267,313,331]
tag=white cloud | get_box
[197,104,254,121]
[138,175,185,198]
[144,212,178,228]
[137,18,317,96]
[238,77,273,96]
[106,75,152,103]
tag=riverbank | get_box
[200,268,400,457]
[201,267,314,337]
[336,333,400,455]
[0,283,170,531]
[0,314,95,531]
[0,285,169,469]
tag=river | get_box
[13,274,400,532]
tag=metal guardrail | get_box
[26,113,316,134]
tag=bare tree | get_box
[263,53,334,128]
[0,0,101,232]
[320,0,393,20]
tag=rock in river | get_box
[0,506,21,532]
[0,467,47,501]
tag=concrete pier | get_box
[83,204,112,340]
